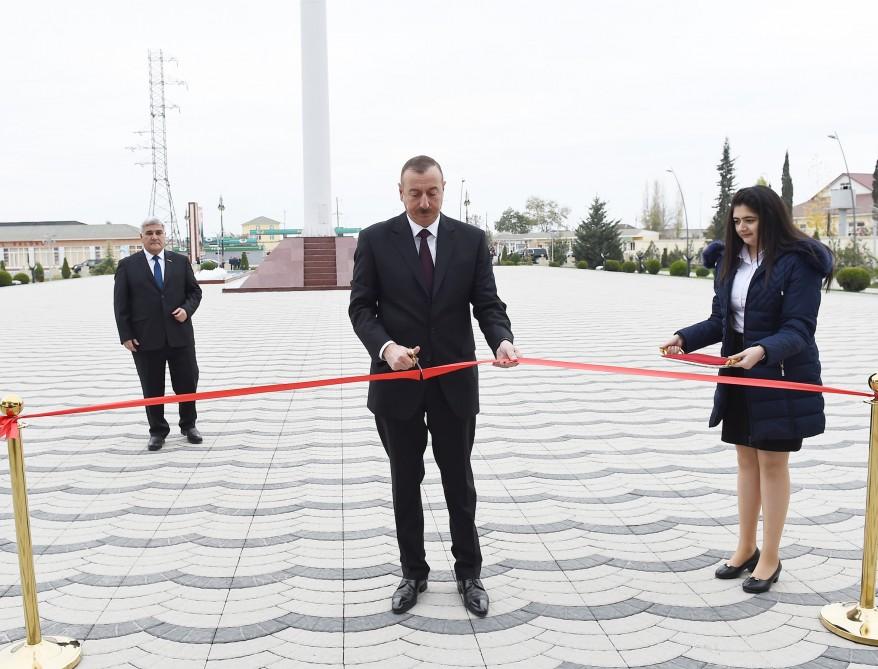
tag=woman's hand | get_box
[727,345,765,370]
[660,334,684,355]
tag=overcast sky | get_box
[2,0,876,236]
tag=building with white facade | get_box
[0,221,142,272]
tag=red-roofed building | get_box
[792,173,876,237]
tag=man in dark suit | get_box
[114,217,203,451]
[349,155,520,617]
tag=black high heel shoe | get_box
[742,561,781,593]
[714,548,760,580]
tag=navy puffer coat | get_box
[676,239,833,441]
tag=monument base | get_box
[223,237,355,293]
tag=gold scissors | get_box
[407,348,424,378]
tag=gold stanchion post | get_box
[0,395,81,668]
[820,373,878,645]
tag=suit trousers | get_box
[132,345,199,437]
[375,379,480,580]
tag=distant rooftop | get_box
[0,221,141,243]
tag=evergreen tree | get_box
[61,258,71,279]
[660,247,669,268]
[34,263,45,282]
[781,151,793,215]
[240,251,250,270]
[705,137,736,240]
[572,197,623,269]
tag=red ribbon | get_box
[2,357,873,435]
[0,415,20,440]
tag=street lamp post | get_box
[459,179,465,220]
[464,189,470,224]
[827,132,859,261]
[666,168,691,276]
[217,195,226,267]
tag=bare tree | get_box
[644,180,672,236]
[525,196,570,233]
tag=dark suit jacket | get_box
[349,213,513,419]
[114,250,202,351]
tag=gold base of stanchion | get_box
[820,602,878,646]
[0,636,81,668]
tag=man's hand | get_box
[122,339,139,352]
[727,345,765,370]
[384,343,421,371]
[172,308,188,323]
[493,340,521,368]
[660,334,685,355]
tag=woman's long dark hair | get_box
[719,185,833,289]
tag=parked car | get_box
[524,248,549,263]
[72,258,101,273]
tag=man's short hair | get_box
[400,155,443,182]
[141,217,165,233]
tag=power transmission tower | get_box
[145,49,183,247]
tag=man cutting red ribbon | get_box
[348,155,521,618]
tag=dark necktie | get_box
[417,229,433,294]
[152,255,164,291]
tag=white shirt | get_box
[378,214,512,362]
[378,215,440,360]
[730,245,763,334]
[407,214,439,264]
[144,248,166,280]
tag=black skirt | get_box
[720,333,802,453]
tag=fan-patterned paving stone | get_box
[0,268,876,667]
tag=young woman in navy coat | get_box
[661,185,833,593]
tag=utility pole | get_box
[218,195,225,267]
[334,197,343,233]
[146,50,183,248]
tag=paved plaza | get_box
[1,266,877,668]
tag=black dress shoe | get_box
[391,578,427,614]
[147,435,165,451]
[743,561,782,593]
[457,578,489,617]
[182,427,203,444]
[715,548,760,579]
